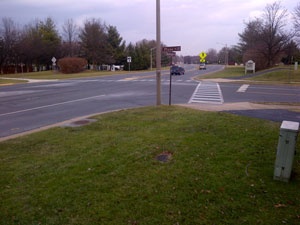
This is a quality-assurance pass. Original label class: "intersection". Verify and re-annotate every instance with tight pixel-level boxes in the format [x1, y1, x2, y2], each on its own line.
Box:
[0, 64, 299, 139]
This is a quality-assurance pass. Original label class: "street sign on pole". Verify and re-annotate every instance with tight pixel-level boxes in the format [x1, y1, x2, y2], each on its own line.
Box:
[51, 57, 57, 73]
[166, 51, 176, 56]
[52, 57, 56, 65]
[199, 52, 207, 63]
[127, 56, 132, 71]
[162, 46, 181, 52]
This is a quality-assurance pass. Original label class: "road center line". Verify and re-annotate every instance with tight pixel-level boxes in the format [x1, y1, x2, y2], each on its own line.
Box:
[0, 94, 106, 117]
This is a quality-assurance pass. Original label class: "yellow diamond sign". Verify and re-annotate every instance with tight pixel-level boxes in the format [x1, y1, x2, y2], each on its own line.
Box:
[199, 52, 207, 62]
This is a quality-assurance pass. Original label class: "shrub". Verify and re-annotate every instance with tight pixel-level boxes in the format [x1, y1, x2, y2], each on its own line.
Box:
[58, 57, 87, 74]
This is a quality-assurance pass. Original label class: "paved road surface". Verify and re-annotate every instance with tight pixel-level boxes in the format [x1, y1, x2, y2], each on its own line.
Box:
[1, 64, 299, 140]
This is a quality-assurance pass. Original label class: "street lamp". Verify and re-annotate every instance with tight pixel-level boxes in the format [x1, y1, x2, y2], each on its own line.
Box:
[217, 42, 228, 66]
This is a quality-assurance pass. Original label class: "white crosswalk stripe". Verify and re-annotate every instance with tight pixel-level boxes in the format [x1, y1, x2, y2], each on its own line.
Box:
[189, 81, 224, 104]
[237, 84, 249, 92]
[117, 78, 194, 83]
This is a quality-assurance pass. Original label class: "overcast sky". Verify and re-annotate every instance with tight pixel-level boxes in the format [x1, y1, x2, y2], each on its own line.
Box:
[0, 0, 297, 55]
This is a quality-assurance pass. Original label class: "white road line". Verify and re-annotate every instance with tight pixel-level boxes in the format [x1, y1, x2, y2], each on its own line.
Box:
[0, 94, 106, 117]
[237, 84, 250, 92]
[0, 90, 42, 97]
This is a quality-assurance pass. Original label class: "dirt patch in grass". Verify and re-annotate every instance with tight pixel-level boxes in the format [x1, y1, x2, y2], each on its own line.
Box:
[155, 151, 173, 162]
[61, 119, 97, 127]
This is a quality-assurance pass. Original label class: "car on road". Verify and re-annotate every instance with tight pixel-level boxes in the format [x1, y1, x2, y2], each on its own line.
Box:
[170, 65, 185, 75]
[199, 63, 206, 70]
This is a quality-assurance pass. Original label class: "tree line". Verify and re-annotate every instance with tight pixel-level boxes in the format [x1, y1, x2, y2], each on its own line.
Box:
[1, 1, 300, 74]
[186, 1, 300, 70]
[0, 17, 172, 74]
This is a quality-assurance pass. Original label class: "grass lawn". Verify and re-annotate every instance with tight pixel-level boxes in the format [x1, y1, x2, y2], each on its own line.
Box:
[0, 67, 170, 83]
[0, 70, 130, 80]
[201, 65, 300, 84]
[200, 66, 245, 79]
[1, 106, 299, 225]
[0, 79, 26, 85]
[249, 68, 300, 83]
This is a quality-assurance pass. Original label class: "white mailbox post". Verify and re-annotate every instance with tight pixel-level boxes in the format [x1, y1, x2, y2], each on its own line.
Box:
[274, 121, 299, 182]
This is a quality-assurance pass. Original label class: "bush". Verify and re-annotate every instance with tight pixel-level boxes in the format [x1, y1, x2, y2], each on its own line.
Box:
[58, 57, 87, 74]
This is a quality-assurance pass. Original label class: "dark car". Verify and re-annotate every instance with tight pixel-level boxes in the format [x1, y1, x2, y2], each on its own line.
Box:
[170, 65, 185, 75]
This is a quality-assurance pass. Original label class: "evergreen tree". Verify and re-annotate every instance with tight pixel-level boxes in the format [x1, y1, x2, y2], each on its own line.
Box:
[107, 25, 126, 65]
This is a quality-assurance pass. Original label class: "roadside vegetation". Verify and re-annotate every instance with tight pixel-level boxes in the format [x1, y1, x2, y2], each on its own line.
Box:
[249, 67, 300, 83]
[0, 78, 26, 85]
[0, 70, 125, 85]
[199, 65, 300, 84]
[1, 2, 300, 76]
[1, 106, 300, 224]
[0, 70, 129, 80]
[0, 66, 172, 85]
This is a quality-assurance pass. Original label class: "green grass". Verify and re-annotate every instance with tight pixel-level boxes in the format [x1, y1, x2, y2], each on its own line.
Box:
[0, 67, 170, 83]
[249, 68, 300, 83]
[200, 66, 245, 79]
[1, 106, 299, 224]
[0, 70, 130, 80]
[0, 79, 26, 85]
[201, 65, 300, 84]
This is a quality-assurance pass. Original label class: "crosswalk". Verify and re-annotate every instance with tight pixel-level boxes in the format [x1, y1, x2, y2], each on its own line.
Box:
[116, 78, 195, 83]
[12, 77, 225, 104]
[189, 81, 224, 104]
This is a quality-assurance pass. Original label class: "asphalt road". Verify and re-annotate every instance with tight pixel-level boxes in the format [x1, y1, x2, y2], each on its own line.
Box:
[0, 64, 299, 139]
[0, 64, 203, 138]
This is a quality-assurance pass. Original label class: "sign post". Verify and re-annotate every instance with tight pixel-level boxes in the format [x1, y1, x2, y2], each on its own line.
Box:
[127, 56, 132, 71]
[52, 57, 57, 73]
[162, 46, 181, 105]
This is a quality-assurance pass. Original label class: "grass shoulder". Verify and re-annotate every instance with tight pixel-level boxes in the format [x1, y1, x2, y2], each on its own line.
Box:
[1, 106, 299, 224]
[1, 70, 129, 80]
[0, 68, 169, 84]
[199, 65, 300, 85]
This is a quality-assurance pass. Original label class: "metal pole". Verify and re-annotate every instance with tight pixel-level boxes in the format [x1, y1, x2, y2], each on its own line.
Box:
[225, 44, 228, 67]
[169, 71, 172, 105]
[150, 50, 152, 70]
[156, 0, 161, 105]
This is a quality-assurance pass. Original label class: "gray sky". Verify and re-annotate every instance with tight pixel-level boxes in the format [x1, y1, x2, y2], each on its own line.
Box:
[0, 0, 297, 55]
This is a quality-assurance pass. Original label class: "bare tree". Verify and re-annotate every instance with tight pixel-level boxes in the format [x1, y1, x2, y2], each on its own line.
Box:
[262, 1, 291, 67]
[62, 19, 79, 56]
[0, 17, 19, 74]
[294, 2, 300, 43]
[239, 2, 292, 69]
[206, 48, 218, 64]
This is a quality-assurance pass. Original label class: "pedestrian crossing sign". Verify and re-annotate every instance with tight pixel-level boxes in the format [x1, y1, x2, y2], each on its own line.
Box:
[199, 52, 207, 62]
